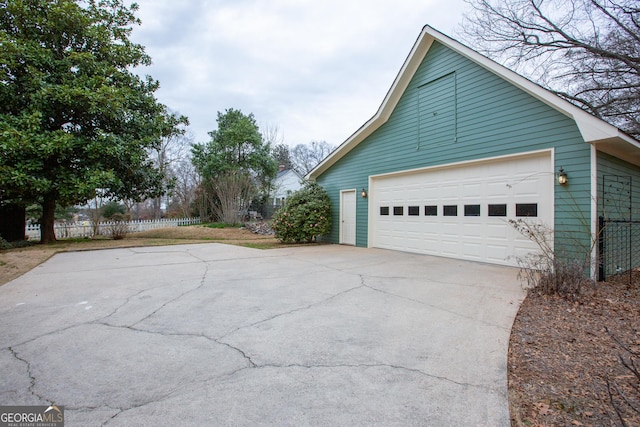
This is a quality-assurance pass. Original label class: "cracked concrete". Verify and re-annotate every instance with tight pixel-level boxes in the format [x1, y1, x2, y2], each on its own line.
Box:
[0, 243, 524, 426]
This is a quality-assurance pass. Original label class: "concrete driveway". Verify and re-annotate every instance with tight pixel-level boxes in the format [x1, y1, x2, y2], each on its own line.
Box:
[0, 244, 524, 426]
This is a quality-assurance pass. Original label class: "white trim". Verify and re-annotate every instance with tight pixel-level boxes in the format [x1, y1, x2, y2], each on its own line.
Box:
[367, 178, 375, 250]
[590, 145, 598, 279]
[339, 189, 357, 245]
[551, 148, 556, 256]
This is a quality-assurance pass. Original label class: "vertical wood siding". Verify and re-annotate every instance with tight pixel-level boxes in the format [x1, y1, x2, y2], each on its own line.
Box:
[317, 41, 592, 253]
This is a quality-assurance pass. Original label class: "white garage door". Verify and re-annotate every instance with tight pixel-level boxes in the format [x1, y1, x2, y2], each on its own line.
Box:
[369, 152, 553, 266]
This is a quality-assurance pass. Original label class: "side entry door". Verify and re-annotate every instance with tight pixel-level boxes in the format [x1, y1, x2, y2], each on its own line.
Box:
[340, 189, 356, 245]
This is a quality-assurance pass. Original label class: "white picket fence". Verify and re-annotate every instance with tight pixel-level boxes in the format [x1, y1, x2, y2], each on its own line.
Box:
[25, 217, 202, 240]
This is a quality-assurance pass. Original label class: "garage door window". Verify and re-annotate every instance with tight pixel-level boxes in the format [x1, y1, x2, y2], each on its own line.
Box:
[408, 206, 420, 216]
[464, 204, 480, 216]
[443, 205, 458, 216]
[380, 206, 389, 216]
[516, 203, 538, 217]
[394, 206, 404, 216]
[425, 205, 437, 216]
[488, 204, 507, 217]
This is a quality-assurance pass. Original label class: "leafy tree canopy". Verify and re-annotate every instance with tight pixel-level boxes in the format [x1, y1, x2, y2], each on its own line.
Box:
[191, 108, 277, 187]
[0, 0, 188, 242]
[102, 200, 126, 220]
[271, 143, 293, 171]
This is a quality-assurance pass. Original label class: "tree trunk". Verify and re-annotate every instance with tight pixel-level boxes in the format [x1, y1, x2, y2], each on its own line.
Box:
[153, 196, 162, 219]
[40, 196, 57, 243]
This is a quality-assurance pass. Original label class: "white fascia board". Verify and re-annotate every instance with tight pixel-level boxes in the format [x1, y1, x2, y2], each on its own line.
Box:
[308, 30, 435, 180]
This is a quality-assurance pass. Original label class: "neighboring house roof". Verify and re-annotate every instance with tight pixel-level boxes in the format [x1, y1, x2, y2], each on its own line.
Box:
[276, 169, 302, 181]
[275, 169, 303, 182]
[309, 25, 640, 179]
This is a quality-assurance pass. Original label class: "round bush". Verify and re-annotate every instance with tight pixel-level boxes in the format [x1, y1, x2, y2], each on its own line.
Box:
[271, 181, 332, 243]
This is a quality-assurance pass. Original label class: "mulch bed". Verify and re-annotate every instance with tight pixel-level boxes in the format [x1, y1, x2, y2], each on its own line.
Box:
[508, 271, 640, 426]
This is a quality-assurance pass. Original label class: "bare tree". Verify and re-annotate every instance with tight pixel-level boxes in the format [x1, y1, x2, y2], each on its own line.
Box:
[291, 141, 336, 175]
[193, 182, 209, 221]
[262, 123, 285, 147]
[204, 171, 255, 224]
[87, 191, 105, 236]
[169, 159, 199, 218]
[462, 0, 640, 137]
[148, 131, 193, 218]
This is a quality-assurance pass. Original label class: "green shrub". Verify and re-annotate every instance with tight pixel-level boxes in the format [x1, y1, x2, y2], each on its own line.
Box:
[0, 235, 34, 249]
[0, 235, 12, 250]
[102, 201, 126, 220]
[271, 181, 332, 243]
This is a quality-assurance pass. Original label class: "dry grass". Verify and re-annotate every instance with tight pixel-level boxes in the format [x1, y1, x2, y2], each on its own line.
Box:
[0, 225, 284, 286]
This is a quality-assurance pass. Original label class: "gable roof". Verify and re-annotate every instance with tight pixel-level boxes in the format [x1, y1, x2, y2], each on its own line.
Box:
[309, 25, 640, 179]
[276, 169, 303, 181]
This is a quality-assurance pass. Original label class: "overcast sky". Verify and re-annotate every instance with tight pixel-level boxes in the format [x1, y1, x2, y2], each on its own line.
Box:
[130, 0, 472, 148]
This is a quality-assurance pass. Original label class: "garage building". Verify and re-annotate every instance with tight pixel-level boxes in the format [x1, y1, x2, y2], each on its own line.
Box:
[308, 26, 640, 275]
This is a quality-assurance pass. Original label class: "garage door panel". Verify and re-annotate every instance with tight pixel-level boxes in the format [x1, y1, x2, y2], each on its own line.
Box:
[513, 247, 535, 259]
[486, 245, 510, 263]
[514, 236, 535, 246]
[422, 222, 437, 231]
[463, 223, 483, 235]
[486, 224, 510, 241]
[441, 224, 459, 235]
[370, 152, 553, 266]
[463, 242, 483, 260]
[441, 241, 458, 256]
[423, 236, 439, 245]
[516, 190, 541, 198]
[462, 183, 482, 197]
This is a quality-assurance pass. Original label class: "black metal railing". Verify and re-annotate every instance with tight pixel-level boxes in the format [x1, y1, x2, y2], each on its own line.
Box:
[598, 216, 640, 282]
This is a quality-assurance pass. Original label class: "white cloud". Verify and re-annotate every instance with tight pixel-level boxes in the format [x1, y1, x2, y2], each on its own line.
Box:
[131, 0, 471, 146]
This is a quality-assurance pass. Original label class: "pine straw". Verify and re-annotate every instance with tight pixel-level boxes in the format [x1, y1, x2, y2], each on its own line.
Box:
[509, 272, 640, 427]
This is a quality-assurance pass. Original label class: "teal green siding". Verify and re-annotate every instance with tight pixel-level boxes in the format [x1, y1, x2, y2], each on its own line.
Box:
[317, 41, 592, 254]
[597, 152, 640, 275]
[597, 152, 640, 219]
